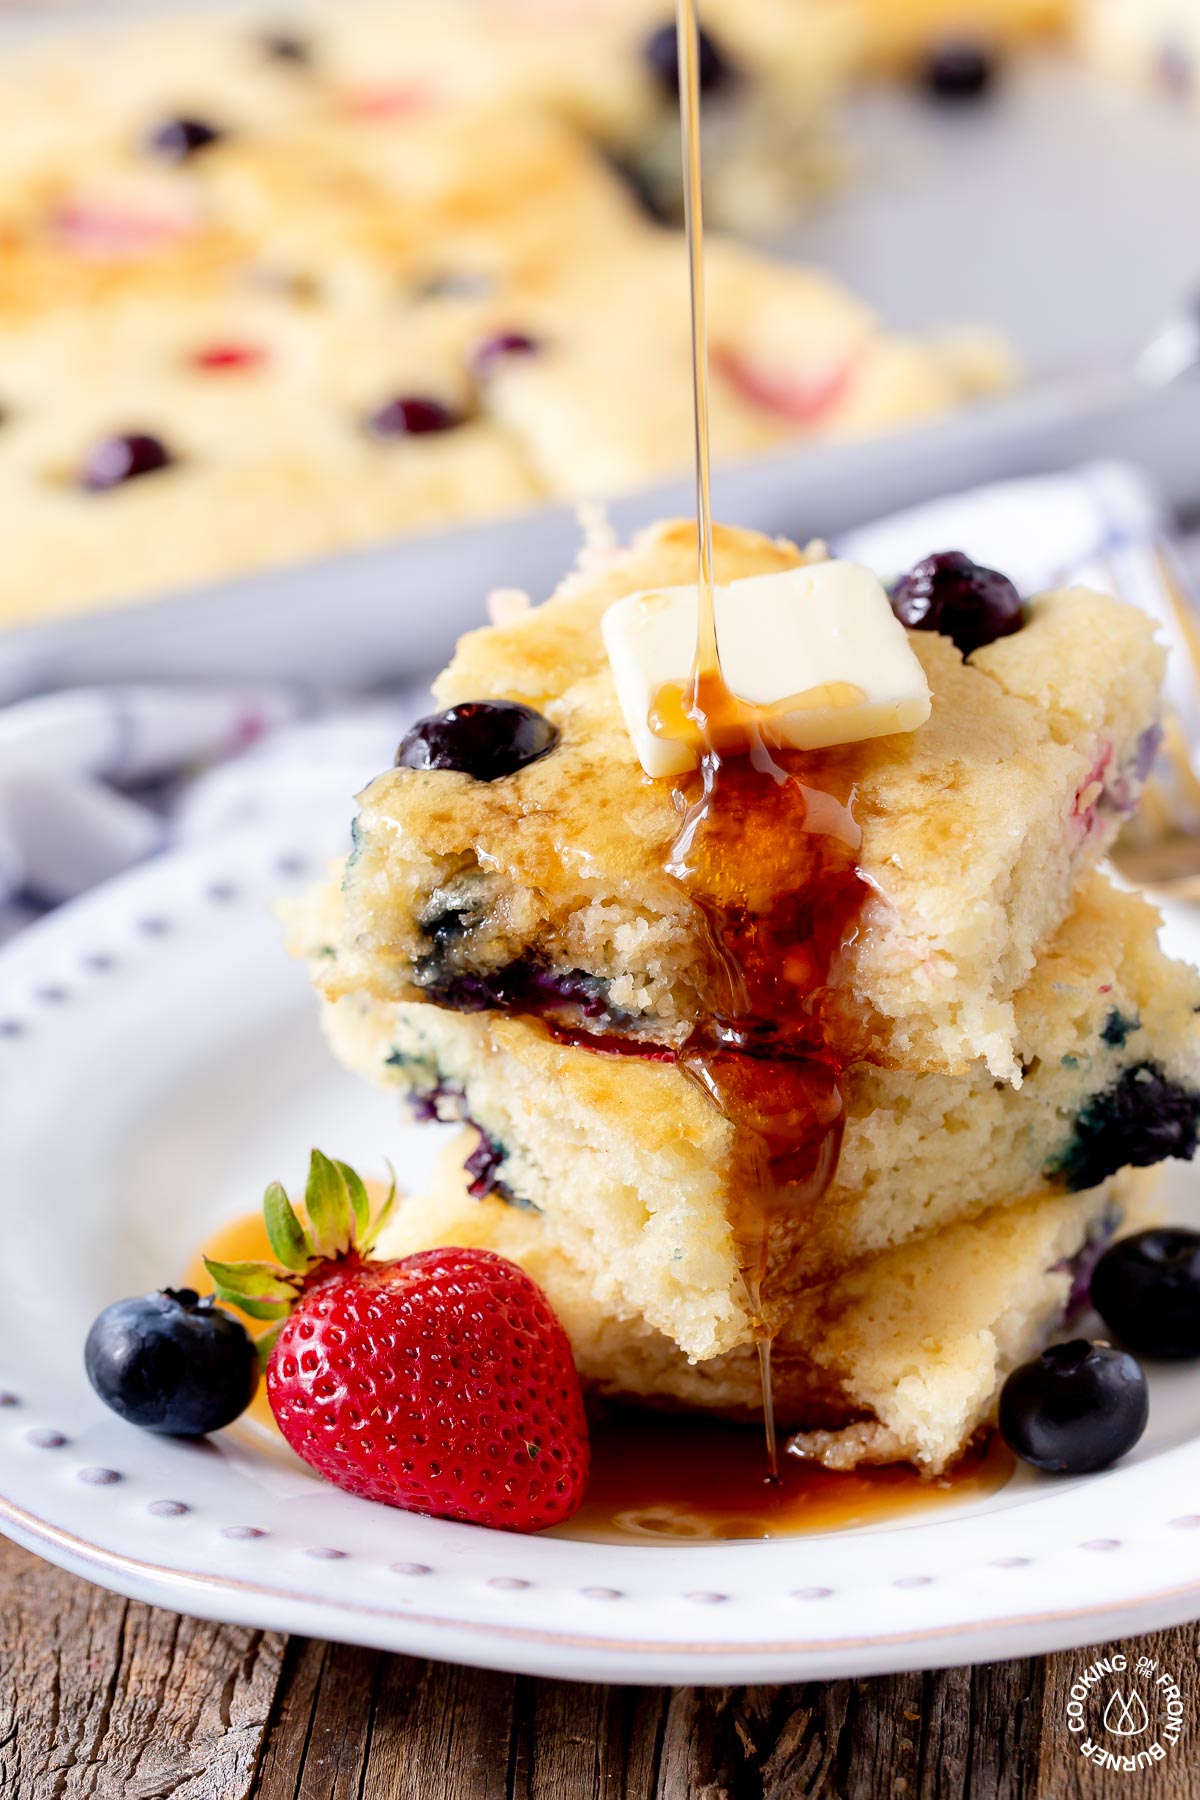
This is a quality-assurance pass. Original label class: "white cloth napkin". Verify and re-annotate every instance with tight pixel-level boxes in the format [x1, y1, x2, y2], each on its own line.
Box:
[0, 458, 1194, 942]
[0, 683, 428, 940]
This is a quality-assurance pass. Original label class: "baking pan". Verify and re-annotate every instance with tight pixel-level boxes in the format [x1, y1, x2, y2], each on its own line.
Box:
[0, 45, 1196, 699]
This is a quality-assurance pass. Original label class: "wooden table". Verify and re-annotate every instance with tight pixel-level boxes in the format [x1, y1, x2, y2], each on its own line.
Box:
[2, 1538, 1195, 1799]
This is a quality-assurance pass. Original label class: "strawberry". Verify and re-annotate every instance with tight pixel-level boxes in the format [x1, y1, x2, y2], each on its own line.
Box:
[206, 1151, 589, 1532]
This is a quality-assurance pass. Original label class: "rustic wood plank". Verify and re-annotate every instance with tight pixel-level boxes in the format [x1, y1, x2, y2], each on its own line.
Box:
[250, 1637, 384, 1800]
[650, 1683, 837, 1799]
[756, 1682, 850, 1798]
[0, 1538, 282, 1800]
[830, 1673, 928, 1800]
[356, 1653, 517, 1800]
[508, 1675, 668, 1800]
[4, 1534, 1199, 1800]
[916, 1656, 1046, 1800]
[292, 1641, 381, 1800]
[245, 1638, 327, 1800]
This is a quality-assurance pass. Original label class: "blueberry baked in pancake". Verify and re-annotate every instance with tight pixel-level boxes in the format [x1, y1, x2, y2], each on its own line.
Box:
[0, 5, 1010, 627]
[286, 520, 1200, 1473]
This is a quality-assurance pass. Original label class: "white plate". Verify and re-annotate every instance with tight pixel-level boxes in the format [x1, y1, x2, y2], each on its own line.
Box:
[2, 816, 1200, 1685]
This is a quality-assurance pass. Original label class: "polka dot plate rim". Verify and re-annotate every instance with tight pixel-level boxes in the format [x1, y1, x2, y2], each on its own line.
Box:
[1, 813, 1199, 1685]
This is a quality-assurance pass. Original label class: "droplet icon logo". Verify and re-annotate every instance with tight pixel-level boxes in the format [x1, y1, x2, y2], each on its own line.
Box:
[1103, 1688, 1150, 1737]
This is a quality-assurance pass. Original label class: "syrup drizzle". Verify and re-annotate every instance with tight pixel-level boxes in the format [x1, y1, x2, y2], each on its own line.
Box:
[671, 0, 870, 1480]
[677, 0, 716, 646]
[555, 1413, 1013, 1544]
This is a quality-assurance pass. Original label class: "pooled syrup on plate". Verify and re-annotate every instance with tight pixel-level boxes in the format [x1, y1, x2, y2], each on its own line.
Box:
[185, 1214, 1012, 1539]
[667, 0, 872, 1477]
[555, 1413, 1012, 1543]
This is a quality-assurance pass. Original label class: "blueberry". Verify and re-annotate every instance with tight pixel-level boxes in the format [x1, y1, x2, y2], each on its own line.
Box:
[464, 1128, 508, 1199]
[606, 153, 675, 226]
[84, 1288, 258, 1436]
[1100, 1009, 1140, 1048]
[367, 396, 464, 437]
[413, 952, 620, 1025]
[419, 901, 485, 954]
[891, 551, 1024, 656]
[396, 700, 558, 781]
[1157, 38, 1194, 100]
[412, 271, 495, 303]
[998, 1340, 1148, 1474]
[411, 966, 500, 1012]
[394, 1073, 538, 1211]
[1092, 1229, 1200, 1360]
[259, 28, 312, 65]
[80, 433, 173, 492]
[144, 117, 224, 162]
[527, 963, 610, 1018]
[1054, 1064, 1200, 1193]
[401, 1073, 465, 1123]
[642, 20, 732, 97]
[472, 331, 540, 375]
[921, 40, 997, 102]
[462, 1128, 539, 1211]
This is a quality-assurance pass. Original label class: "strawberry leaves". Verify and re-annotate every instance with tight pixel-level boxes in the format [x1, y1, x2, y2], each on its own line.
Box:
[263, 1180, 312, 1271]
[337, 1159, 371, 1245]
[304, 1148, 355, 1258]
[360, 1161, 397, 1256]
[203, 1258, 298, 1321]
[204, 1150, 397, 1327]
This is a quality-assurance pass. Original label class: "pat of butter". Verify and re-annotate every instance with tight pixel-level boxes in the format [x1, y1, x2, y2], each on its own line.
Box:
[601, 562, 932, 779]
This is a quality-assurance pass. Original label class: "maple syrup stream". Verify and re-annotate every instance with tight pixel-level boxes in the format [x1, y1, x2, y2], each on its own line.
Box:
[678, 0, 716, 645]
[672, 0, 868, 1481]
